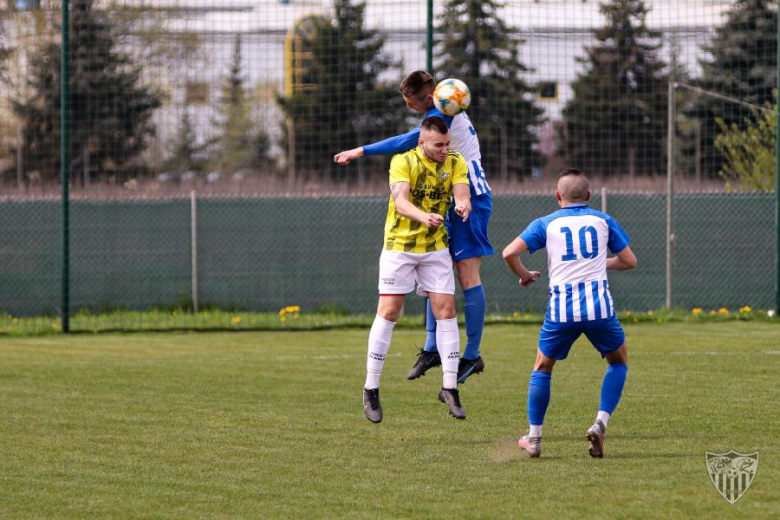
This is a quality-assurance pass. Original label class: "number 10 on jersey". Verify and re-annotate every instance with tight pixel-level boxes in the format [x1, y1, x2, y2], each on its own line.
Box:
[560, 226, 598, 262]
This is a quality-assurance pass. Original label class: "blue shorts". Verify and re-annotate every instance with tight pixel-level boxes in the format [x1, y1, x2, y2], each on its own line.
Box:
[446, 192, 494, 261]
[538, 315, 625, 360]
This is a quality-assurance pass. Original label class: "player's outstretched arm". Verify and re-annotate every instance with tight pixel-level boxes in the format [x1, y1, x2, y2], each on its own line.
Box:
[390, 182, 444, 228]
[335, 122, 430, 166]
[452, 183, 471, 222]
[607, 245, 638, 271]
[502, 238, 541, 287]
[360, 127, 423, 159]
[334, 147, 364, 166]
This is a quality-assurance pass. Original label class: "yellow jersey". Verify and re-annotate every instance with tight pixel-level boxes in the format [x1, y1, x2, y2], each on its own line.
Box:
[384, 147, 469, 253]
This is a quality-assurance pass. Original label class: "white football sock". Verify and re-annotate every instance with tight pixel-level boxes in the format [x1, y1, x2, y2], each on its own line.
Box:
[365, 371, 381, 390]
[436, 317, 460, 389]
[529, 424, 543, 437]
[596, 411, 610, 428]
[365, 315, 395, 389]
[443, 372, 457, 390]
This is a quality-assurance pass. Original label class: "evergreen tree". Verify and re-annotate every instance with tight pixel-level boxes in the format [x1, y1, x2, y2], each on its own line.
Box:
[0, 25, 11, 84]
[0, 23, 16, 179]
[11, 0, 162, 182]
[686, 0, 777, 177]
[210, 36, 270, 174]
[434, 0, 544, 180]
[560, 0, 668, 176]
[165, 109, 206, 175]
[278, 0, 405, 180]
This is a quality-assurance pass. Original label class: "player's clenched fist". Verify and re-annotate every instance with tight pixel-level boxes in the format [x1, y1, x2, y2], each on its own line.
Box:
[519, 271, 541, 287]
[425, 213, 445, 228]
[334, 147, 364, 165]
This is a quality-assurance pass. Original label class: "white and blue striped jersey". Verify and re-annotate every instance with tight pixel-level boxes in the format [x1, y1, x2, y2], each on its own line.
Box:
[363, 108, 491, 200]
[519, 204, 631, 323]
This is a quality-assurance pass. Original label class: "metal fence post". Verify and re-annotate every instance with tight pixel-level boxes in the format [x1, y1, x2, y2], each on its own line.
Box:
[426, 0, 433, 74]
[61, 0, 71, 332]
[16, 127, 24, 193]
[191, 190, 199, 313]
[666, 80, 676, 309]
[601, 186, 607, 214]
[776, 15, 780, 314]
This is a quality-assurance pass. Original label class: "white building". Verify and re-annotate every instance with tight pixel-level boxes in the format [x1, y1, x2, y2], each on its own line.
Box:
[147, 1, 733, 163]
[1, 0, 738, 176]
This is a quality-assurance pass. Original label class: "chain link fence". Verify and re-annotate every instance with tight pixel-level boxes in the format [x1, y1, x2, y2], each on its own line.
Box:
[0, 0, 776, 333]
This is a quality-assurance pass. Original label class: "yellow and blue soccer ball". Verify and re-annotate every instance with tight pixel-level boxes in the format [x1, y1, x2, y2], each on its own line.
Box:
[433, 78, 471, 116]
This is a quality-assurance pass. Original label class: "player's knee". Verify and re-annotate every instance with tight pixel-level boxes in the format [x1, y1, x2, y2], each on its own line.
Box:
[533, 351, 556, 372]
[376, 298, 404, 322]
[534, 361, 555, 372]
[382, 310, 401, 322]
[606, 344, 628, 365]
[434, 306, 456, 320]
[457, 270, 481, 290]
[430, 301, 456, 320]
[454, 258, 482, 289]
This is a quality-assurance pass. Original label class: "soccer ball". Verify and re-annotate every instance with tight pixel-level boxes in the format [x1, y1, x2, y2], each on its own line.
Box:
[433, 78, 471, 116]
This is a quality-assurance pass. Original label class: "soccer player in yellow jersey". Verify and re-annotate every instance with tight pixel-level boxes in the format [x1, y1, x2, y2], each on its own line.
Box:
[363, 116, 472, 423]
[337, 71, 492, 386]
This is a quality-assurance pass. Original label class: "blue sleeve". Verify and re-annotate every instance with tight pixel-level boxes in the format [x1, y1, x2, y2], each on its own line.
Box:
[363, 127, 421, 156]
[606, 216, 631, 254]
[363, 110, 454, 156]
[519, 218, 548, 254]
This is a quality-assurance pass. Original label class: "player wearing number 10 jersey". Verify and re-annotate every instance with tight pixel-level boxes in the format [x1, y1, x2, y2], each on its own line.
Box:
[502, 168, 637, 459]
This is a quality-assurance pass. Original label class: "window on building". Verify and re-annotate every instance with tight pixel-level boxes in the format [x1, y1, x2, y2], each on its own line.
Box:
[185, 83, 209, 105]
[538, 81, 558, 101]
[15, 0, 41, 10]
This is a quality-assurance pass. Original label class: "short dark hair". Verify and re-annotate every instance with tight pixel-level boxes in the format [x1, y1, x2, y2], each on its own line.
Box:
[558, 168, 589, 201]
[421, 116, 449, 135]
[400, 70, 435, 99]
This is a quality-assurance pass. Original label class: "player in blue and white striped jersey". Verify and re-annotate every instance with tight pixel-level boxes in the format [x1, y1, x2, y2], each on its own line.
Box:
[335, 71, 493, 385]
[502, 168, 637, 458]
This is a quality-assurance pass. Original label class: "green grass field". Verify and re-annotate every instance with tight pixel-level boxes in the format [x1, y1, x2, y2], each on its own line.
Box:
[1, 323, 778, 518]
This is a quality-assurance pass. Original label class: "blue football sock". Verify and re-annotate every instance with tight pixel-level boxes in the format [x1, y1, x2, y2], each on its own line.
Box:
[599, 363, 628, 414]
[462, 285, 486, 360]
[423, 299, 438, 353]
[528, 370, 552, 426]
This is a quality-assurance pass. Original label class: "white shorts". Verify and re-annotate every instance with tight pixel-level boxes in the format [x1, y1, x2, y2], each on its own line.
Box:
[377, 248, 455, 295]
